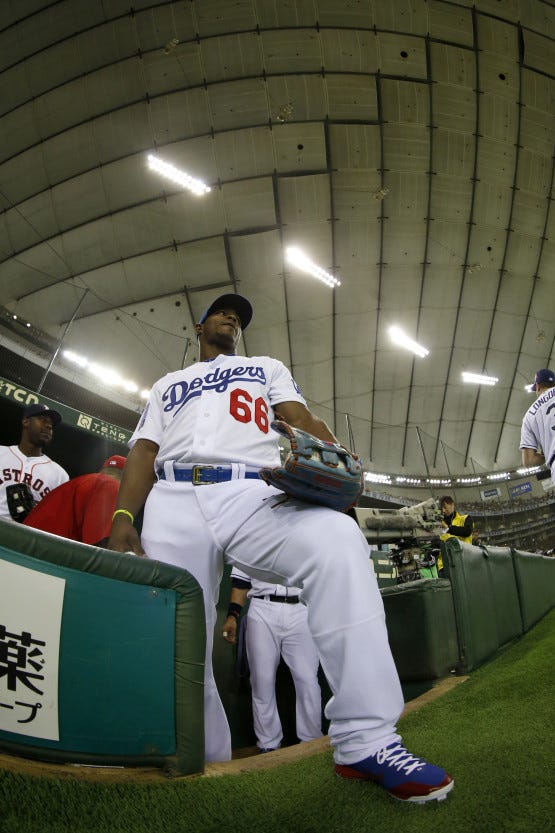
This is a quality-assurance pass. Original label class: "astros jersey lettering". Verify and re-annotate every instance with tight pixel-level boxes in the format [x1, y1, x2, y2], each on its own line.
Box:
[0, 445, 69, 520]
[131, 354, 306, 469]
[520, 386, 555, 485]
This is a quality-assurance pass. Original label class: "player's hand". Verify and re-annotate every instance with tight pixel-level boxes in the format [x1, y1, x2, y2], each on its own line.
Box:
[222, 616, 238, 644]
[107, 516, 146, 557]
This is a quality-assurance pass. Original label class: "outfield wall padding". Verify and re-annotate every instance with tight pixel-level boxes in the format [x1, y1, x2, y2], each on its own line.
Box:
[381, 579, 459, 680]
[482, 546, 524, 646]
[511, 550, 555, 632]
[0, 519, 205, 776]
[441, 539, 502, 672]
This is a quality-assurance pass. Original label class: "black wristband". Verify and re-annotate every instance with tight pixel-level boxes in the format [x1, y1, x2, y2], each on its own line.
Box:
[227, 602, 243, 619]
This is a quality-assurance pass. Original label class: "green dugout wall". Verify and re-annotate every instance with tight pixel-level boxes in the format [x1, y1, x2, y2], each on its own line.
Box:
[0, 519, 205, 775]
[441, 539, 555, 673]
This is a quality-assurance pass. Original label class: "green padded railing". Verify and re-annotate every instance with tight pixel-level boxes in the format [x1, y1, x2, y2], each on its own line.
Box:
[0, 519, 205, 775]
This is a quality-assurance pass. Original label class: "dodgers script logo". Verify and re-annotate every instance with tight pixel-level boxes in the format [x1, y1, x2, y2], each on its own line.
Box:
[163, 365, 267, 414]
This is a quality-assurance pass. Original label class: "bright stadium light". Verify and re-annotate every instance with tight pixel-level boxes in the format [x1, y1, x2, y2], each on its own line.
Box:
[285, 246, 340, 288]
[63, 350, 142, 397]
[516, 465, 541, 476]
[147, 154, 211, 195]
[462, 372, 498, 386]
[389, 325, 429, 358]
[364, 472, 392, 484]
[63, 349, 89, 368]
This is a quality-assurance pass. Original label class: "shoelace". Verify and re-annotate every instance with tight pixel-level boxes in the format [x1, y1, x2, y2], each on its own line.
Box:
[374, 744, 426, 775]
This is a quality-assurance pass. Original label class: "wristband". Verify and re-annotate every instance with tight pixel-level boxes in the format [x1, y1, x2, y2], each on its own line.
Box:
[227, 602, 243, 619]
[112, 508, 135, 524]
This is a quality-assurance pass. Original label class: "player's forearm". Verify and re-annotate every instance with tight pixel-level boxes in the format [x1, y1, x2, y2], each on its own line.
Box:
[278, 403, 338, 443]
[115, 439, 158, 517]
[521, 448, 545, 468]
[229, 587, 248, 606]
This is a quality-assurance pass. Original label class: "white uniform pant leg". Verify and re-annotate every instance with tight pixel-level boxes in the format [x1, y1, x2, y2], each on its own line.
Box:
[140, 480, 232, 763]
[195, 480, 404, 766]
[280, 603, 323, 742]
[245, 599, 283, 750]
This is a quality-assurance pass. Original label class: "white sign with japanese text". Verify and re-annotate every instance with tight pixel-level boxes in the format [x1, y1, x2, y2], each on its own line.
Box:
[0, 560, 65, 740]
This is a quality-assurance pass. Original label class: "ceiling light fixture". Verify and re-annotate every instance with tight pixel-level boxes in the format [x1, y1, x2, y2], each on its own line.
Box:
[285, 246, 340, 288]
[63, 349, 89, 368]
[147, 154, 211, 195]
[364, 472, 392, 484]
[276, 102, 294, 122]
[462, 372, 498, 386]
[63, 350, 142, 397]
[374, 186, 390, 200]
[163, 38, 179, 55]
[389, 325, 429, 358]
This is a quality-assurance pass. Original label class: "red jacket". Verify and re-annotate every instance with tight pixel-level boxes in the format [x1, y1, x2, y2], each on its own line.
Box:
[24, 473, 120, 546]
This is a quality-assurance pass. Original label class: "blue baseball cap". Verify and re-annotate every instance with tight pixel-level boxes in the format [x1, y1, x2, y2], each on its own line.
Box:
[198, 293, 253, 330]
[531, 368, 555, 391]
[22, 402, 62, 426]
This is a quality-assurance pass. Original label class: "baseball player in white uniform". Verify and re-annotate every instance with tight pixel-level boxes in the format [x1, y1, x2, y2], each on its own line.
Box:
[0, 403, 69, 521]
[108, 293, 453, 803]
[223, 567, 323, 752]
[520, 368, 555, 487]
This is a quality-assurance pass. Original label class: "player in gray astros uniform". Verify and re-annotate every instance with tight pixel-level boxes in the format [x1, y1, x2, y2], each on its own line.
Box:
[108, 293, 454, 803]
[520, 368, 555, 488]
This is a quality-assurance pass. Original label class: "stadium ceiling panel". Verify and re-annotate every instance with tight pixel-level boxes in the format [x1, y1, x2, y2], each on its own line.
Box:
[0, 0, 553, 477]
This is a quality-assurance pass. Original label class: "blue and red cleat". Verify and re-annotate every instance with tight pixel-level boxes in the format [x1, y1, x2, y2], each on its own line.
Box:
[335, 742, 454, 803]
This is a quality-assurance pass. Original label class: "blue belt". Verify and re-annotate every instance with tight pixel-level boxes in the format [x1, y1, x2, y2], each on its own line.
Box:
[158, 464, 260, 485]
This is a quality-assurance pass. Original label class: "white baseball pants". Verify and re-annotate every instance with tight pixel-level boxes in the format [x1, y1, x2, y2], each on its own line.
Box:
[246, 596, 323, 750]
[141, 477, 403, 764]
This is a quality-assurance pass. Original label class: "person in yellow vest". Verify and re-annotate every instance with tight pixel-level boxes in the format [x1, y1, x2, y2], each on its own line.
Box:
[438, 495, 474, 574]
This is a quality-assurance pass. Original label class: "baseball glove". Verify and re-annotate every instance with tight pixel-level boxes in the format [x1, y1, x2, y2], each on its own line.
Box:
[259, 420, 364, 512]
[6, 482, 36, 522]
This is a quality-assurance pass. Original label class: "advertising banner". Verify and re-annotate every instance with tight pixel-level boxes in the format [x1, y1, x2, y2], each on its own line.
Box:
[480, 487, 501, 501]
[0, 560, 65, 740]
[0, 377, 132, 447]
[509, 481, 532, 498]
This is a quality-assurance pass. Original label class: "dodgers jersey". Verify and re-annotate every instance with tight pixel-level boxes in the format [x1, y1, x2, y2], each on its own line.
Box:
[0, 445, 69, 520]
[520, 386, 555, 483]
[131, 353, 306, 470]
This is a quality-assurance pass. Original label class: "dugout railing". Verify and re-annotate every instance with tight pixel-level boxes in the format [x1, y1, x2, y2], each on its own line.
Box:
[0, 519, 205, 775]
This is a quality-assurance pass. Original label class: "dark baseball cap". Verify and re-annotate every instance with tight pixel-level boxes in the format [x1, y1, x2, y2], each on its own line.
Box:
[22, 403, 62, 426]
[531, 368, 555, 391]
[198, 293, 253, 330]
